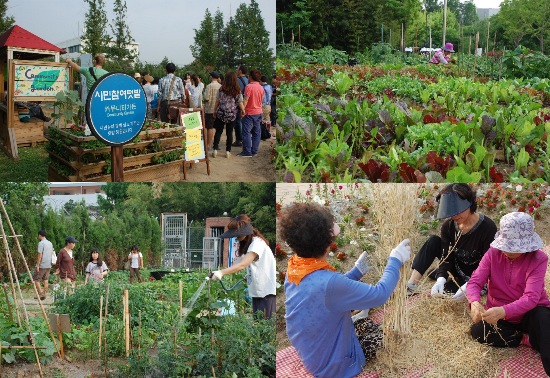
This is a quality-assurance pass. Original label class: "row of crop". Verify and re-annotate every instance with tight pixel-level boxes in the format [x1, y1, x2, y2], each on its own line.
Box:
[276, 63, 550, 183]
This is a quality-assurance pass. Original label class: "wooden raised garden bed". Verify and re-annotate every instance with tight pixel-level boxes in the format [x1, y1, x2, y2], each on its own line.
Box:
[46, 121, 186, 182]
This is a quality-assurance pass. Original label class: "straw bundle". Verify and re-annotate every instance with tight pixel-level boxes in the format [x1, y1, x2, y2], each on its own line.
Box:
[369, 184, 419, 354]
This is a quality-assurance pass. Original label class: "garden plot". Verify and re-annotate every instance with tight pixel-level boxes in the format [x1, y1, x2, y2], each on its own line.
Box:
[276, 183, 550, 377]
[276, 61, 550, 183]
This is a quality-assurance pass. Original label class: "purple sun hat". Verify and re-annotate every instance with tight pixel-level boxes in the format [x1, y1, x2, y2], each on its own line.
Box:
[490, 212, 544, 253]
[442, 42, 455, 52]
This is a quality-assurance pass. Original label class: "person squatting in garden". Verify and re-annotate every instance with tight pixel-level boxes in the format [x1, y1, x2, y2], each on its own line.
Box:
[211, 71, 246, 158]
[238, 69, 265, 158]
[84, 248, 109, 284]
[158, 62, 185, 123]
[430, 42, 455, 65]
[279, 202, 411, 378]
[128, 244, 143, 283]
[57, 236, 78, 294]
[406, 183, 497, 299]
[33, 230, 54, 300]
[203, 71, 222, 151]
[466, 212, 550, 376]
[211, 214, 276, 320]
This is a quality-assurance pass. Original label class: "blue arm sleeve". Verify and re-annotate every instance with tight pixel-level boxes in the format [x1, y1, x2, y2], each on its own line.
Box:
[326, 257, 402, 312]
[344, 266, 363, 281]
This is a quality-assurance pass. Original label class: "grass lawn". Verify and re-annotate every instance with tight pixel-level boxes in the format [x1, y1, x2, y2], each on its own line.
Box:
[0, 144, 49, 181]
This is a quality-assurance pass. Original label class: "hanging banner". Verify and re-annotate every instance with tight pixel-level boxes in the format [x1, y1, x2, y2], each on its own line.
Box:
[86, 72, 147, 146]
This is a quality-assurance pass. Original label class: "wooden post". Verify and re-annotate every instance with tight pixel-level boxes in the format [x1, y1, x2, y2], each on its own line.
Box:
[298, 24, 301, 45]
[103, 284, 110, 377]
[56, 315, 64, 360]
[485, 21, 491, 55]
[111, 145, 124, 182]
[138, 310, 142, 360]
[98, 295, 103, 358]
[2, 284, 13, 323]
[401, 23, 404, 52]
[179, 280, 183, 321]
[442, 0, 448, 45]
[124, 289, 130, 357]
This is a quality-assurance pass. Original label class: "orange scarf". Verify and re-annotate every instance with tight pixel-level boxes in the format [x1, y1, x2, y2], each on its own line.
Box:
[287, 255, 337, 285]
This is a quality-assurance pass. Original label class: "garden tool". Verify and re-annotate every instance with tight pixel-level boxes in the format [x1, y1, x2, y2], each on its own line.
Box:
[206, 272, 247, 293]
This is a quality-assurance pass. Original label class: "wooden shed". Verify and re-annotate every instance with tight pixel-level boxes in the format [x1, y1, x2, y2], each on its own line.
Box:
[0, 25, 71, 158]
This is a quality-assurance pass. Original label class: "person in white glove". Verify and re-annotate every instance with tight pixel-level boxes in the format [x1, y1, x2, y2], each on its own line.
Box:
[211, 214, 276, 320]
[405, 184, 496, 295]
[452, 282, 467, 301]
[431, 277, 447, 295]
[279, 202, 411, 378]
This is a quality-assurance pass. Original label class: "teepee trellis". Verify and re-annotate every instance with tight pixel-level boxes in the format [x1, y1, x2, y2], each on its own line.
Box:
[0, 197, 61, 377]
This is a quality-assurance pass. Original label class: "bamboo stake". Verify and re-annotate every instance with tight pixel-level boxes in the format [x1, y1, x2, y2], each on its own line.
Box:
[179, 280, 183, 321]
[211, 366, 217, 378]
[473, 32, 480, 78]
[103, 284, 110, 377]
[0, 203, 44, 376]
[2, 284, 13, 323]
[98, 295, 103, 358]
[138, 310, 142, 360]
[124, 289, 130, 358]
[486, 21, 491, 55]
[5, 247, 20, 327]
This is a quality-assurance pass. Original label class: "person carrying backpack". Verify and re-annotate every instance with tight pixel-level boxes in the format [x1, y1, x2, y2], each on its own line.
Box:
[212, 71, 246, 158]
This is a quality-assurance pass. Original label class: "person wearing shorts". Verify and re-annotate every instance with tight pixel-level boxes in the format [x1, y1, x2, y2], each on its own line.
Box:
[33, 230, 54, 300]
[203, 71, 222, 151]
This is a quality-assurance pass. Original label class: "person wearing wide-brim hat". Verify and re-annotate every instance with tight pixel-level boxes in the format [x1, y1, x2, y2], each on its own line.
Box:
[142, 75, 155, 119]
[467, 212, 550, 376]
[210, 214, 276, 319]
[430, 42, 455, 64]
[406, 184, 497, 298]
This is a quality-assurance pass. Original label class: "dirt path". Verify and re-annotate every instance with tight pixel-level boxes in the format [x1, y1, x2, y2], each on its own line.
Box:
[181, 135, 275, 182]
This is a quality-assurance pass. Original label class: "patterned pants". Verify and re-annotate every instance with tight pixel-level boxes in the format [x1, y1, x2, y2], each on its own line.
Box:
[354, 317, 383, 361]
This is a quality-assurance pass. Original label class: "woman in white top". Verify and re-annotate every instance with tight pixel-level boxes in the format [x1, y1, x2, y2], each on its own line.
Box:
[128, 244, 143, 283]
[85, 248, 109, 284]
[211, 214, 276, 319]
[187, 73, 203, 108]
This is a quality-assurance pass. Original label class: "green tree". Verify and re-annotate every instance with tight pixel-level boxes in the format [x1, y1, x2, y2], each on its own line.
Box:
[191, 9, 224, 67]
[108, 0, 136, 67]
[0, 0, 14, 34]
[81, 0, 110, 57]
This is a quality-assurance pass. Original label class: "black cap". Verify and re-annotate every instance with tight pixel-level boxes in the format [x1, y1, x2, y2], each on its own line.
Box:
[436, 192, 472, 219]
[210, 71, 220, 79]
[219, 223, 254, 239]
[65, 236, 78, 244]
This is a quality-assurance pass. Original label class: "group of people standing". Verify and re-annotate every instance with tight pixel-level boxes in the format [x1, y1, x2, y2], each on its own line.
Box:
[147, 63, 276, 159]
[279, 184, 550, 377]
[32, 230, 145, 300]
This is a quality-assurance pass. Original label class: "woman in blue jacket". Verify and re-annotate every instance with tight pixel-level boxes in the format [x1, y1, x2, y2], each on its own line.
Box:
[279, 202, 411, 378]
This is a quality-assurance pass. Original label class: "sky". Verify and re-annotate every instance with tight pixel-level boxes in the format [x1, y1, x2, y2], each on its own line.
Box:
[472, 0, 503, 8]
[7, 0, 276, 66]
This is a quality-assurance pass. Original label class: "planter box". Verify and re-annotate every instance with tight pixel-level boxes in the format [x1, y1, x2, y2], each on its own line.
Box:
[49, 159, 184, 182]
[47, 124, 186, 182]
[13, 119, 47, 146]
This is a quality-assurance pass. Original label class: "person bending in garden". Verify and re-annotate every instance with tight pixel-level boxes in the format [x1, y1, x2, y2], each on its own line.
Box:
[128, 245, 143, 283]
[430, 42, 455, 65]
[57, 236, 78, 294]
[279, 202, 411, 378]
[467, 212, 550, 376]
[33, 230, 54, 300]
[406, 184, 497, 299]
[84, 248, 109, 284]
[211, 214, 276, 319]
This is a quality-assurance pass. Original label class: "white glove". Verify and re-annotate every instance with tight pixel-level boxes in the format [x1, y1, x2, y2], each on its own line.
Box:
[389, 239, 411, 264]
[211, 270, 223, 281]
[354, 251, 370, 275]
[452, 282, 468, 301]
[351, 309, 370, 322]
[431, 277, 447, 295]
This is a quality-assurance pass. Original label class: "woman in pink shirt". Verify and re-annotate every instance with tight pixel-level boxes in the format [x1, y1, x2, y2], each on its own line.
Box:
[430, 42, 454, 65]
[238, 69, 265, 158]
[466, 212, 550, 376]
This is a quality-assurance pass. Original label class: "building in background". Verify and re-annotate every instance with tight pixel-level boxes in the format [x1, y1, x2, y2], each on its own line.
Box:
[57, 36, 139, 63]
[477, 8, 500, 20]
[44, 183, 106, 216]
